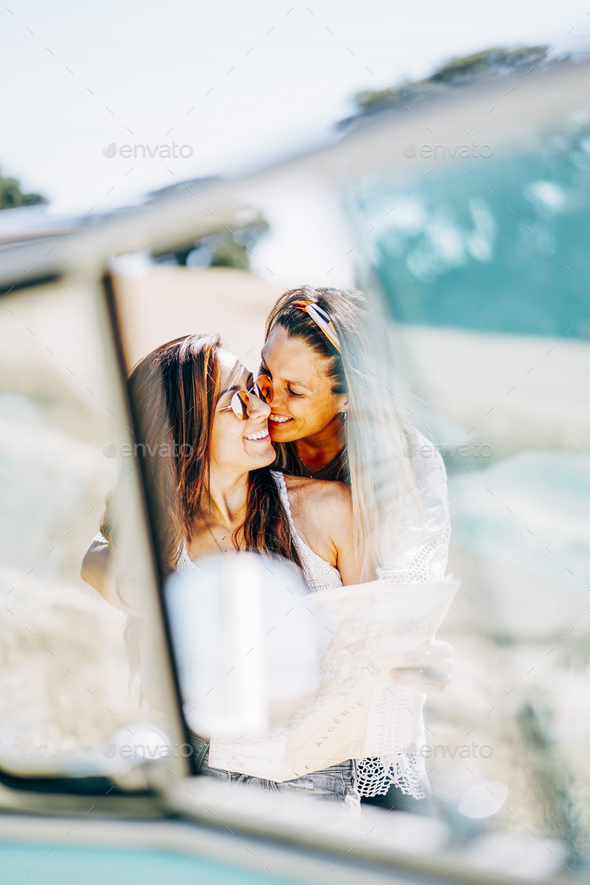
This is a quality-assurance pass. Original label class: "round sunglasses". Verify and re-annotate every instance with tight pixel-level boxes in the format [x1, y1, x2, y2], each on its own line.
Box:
[215, 374, 274, 421]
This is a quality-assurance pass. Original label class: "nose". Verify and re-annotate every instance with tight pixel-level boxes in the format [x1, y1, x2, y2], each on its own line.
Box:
[267, 386, 287, 413]
[251, 391, 271, 419]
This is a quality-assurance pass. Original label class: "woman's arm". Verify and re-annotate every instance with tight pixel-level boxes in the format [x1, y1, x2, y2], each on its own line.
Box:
[80, 541, 130, 614]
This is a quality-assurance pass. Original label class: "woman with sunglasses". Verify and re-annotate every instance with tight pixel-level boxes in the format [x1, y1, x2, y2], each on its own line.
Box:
[258, 285, 452, 802]
[82, 333, 361, 609]
[82, 333, 368, 807]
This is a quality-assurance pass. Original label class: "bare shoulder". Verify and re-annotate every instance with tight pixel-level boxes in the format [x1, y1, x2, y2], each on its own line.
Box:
[283, 474, 351, 516]
[280, 475, 354, 571]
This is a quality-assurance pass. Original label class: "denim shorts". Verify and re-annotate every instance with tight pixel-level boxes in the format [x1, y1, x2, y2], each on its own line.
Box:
[190, 734, 360, 810]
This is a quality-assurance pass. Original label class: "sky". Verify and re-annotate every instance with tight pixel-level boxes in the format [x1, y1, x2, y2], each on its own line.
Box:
[2, 0, 590, 216]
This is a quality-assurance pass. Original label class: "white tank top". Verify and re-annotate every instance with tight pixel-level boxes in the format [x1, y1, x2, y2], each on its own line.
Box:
[177, 471, 342, 593]
[270, 470, 342, 593]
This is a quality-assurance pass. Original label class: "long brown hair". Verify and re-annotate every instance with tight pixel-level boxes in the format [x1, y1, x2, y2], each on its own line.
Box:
[101, 334, 301, 574]
[265, 286, 420, 576]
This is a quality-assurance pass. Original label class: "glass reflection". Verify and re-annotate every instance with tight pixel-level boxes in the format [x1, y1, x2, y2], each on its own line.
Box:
[0, 279, 181, 780]
[73, 100, 590, 876]
[344, 124, 590, 862]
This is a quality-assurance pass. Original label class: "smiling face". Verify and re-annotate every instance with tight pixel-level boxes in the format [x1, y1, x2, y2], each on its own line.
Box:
[208, 349, 275, 474]
[260, 326, 347, 444]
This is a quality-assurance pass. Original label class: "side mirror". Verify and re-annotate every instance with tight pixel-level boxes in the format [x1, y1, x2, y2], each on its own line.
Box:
[165, 552, 326, 742]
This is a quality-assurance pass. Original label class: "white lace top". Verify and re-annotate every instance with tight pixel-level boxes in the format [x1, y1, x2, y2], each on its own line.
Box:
[355, 431, 451, 800]
[376, 430, 451, 586]
[270, 470, 342, 593]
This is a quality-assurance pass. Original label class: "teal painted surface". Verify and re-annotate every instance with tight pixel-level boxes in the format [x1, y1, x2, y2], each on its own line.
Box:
[347, 131, 590, 340]
[0, 843, 303, 885]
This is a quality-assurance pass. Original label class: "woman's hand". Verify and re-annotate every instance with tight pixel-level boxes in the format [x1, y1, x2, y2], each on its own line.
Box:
[390, 640, 453, 694]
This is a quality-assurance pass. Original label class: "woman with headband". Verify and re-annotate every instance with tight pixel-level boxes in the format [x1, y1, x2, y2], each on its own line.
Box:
[258, 285, 452, 802]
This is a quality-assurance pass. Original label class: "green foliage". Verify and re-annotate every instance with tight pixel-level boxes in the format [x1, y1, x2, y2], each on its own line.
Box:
[516, 698, 588, 867]
[156, 216, 269, 270]
[0, 169, 47, 210]
[430, 46, 547, 83]
[210, 235, 250, 270]
[355, 46, 550, 112]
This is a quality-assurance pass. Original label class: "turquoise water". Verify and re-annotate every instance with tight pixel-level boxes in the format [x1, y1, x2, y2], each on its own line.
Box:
[347, 134, 590, 340]
[0, 842, 301, 885]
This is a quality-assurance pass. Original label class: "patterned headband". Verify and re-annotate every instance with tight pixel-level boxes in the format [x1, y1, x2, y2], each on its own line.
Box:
[291, 300, 342, 353]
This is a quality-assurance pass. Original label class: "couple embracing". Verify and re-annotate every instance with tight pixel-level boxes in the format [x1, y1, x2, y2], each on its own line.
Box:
[82, 285, 452, 809]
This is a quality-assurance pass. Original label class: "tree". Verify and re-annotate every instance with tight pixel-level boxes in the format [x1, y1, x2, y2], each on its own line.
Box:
[0, 170, 47, 210]
[153, 215, 269, 270]
[353, 46, 551, 115]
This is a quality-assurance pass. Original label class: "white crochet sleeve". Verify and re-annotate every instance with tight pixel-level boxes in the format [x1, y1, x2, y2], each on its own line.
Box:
[358, 431, 451, 799]
[377, 430, 451, 585]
